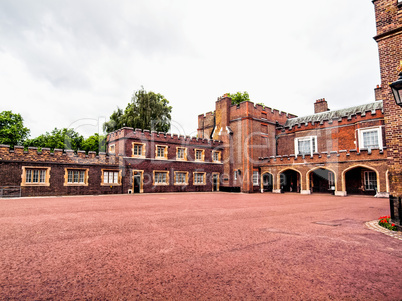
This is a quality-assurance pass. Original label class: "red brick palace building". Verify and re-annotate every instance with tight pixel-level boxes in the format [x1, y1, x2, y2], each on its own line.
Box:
[0, 0, 399, 198]
[198, 96, 388, 196]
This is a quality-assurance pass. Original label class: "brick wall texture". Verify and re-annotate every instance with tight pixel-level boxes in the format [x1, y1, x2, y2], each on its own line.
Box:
[373, 0, 402, 197]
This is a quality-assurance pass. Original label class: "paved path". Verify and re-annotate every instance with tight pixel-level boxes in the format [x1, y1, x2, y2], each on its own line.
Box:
[0, 193, 401, 300]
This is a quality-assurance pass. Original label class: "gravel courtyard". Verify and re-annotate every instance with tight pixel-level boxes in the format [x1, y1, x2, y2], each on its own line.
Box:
[0, 192, 401, 300]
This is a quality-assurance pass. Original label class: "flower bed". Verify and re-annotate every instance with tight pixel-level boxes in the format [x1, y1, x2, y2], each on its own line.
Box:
[378, 216, 397, 231]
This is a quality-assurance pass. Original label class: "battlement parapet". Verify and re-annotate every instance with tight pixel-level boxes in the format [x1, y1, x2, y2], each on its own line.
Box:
[0, 145, 118, 166]
[258, 148, 387, 165]
[107, 128, 223, 146]
[228, 100, 297, 123]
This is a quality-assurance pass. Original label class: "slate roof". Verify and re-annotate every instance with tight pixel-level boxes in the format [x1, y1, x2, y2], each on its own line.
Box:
[285, 101, 383, 128]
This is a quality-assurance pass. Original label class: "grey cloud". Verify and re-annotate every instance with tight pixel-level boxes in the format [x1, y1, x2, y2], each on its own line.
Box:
[0, 0, 189, 89]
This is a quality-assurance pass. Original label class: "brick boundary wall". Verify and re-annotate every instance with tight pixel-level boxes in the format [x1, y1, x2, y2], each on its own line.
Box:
[0, 145, 121, 197]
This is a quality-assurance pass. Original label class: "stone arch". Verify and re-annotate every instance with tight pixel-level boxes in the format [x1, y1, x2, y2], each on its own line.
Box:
[278, 168, 302, 193]
[261, 171, 274, 192]
[342, 164, 380, 195]
[307, 167, 337, 194]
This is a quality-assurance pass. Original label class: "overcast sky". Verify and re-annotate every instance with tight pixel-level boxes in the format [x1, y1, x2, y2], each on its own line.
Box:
[0, 0, 380, 138]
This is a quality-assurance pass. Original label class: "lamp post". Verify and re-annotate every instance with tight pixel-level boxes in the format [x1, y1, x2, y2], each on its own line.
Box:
[389, 71, 402, 107]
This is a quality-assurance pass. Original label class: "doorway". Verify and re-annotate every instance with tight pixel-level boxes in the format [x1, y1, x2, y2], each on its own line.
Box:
[133, 170, 143, 193]
[212, 173, 219, 191]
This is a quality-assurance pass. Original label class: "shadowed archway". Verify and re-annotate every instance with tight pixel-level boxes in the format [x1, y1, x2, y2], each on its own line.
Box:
[309, 168, 335, 193]
[262, 173, 273, 192]
[279, 169, 300, 193]
[344, 166, 378, 195]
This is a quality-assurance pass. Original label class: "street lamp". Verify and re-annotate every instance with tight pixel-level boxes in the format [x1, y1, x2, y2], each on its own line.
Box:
[389, 71, 402, 107]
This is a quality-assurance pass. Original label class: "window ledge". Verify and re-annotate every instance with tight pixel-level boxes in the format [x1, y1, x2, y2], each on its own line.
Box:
[64, 183, 89, 187]
[174, 183, 188, 186]
[22, 183, 50, 187]
[101, 183, 122, 186]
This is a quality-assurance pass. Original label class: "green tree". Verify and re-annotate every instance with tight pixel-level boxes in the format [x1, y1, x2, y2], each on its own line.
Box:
[24, 128, 84, 151]
[103, 107, 124, 134]
[0, 111, 30, 148]
[227, 91, 250, 105]
[104, 87, 172, 133]
[81, 133, 106, 154]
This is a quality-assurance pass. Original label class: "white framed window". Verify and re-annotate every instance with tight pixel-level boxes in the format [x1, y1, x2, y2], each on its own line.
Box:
[294, 136, 317, 156]
[358, 127, 383, 150]
[193, 172, 206, 185]
[212, 151, 221, 162]
[155, 145, 168, 159]
[328, 172, 335, 187]
[27, 169, 46, 183]
[132, 142, 146, 158]
[64, 168, 88, 186]
[22, 167, 50, 186]
[176, 147, 187, 160]
[234, 170, 238, 181]
[154, 171, 169, 185]
[253, 171, 259, 186]
[102, 170, 120, 185]
[109, 144, 115, 154]
[68, 170, 85, 184]
[133, 144, 142, 156]
[364, 171, 377, 191]
[174, 171, 188, 185]
[195, 149, 205, 161]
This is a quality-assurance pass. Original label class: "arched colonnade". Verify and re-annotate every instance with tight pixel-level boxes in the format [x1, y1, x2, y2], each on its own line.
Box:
[260, 163, 389, 197]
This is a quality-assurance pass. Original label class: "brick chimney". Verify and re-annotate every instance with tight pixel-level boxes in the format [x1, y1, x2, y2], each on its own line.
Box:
[314, 98, 330, 113]
[374, 85, 382, 101]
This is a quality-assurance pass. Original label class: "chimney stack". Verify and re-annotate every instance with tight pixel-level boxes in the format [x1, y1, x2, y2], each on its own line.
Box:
[374, 85, 382, 101]
[314, 98, 330, 114]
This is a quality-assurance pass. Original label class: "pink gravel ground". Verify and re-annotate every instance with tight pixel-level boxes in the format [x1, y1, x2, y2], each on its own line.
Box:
[0, 192, 401, 300]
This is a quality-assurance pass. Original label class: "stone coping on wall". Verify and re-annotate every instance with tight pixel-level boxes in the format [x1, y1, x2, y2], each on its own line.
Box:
[0, 145, 119, 165]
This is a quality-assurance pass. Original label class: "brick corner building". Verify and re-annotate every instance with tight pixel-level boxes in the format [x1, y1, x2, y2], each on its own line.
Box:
[198, 96, 388, 196]
[372, 0, 402, 227]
